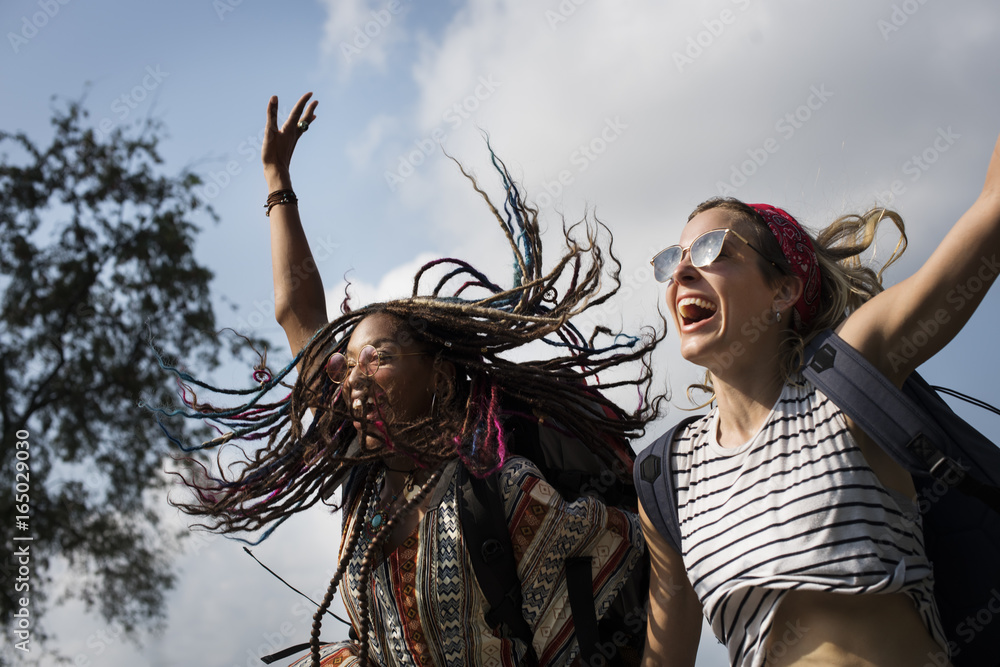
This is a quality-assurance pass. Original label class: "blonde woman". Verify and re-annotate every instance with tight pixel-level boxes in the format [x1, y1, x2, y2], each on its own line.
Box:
[636, 132, 1000, 666]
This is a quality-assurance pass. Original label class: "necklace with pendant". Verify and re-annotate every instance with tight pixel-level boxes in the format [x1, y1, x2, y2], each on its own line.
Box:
[367, 491, 397, 535]
[366, 469, 419, 536]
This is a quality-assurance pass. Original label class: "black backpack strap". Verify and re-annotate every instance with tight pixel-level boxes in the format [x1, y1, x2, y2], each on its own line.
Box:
[565, 556, 598, 661]
[803, 329, 1000, 513]
[261, 643, 312, 664]
[459, 465, 611, 665]
[458, 466, 540, 666]
[633, 417, 702, 555]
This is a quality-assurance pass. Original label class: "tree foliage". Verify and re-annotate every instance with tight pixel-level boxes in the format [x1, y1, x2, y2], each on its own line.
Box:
[0, 97, 224, 654]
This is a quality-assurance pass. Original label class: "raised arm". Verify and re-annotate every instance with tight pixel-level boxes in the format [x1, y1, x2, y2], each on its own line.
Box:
[639, 503, 702, 667]
[262, 92, 327, 357]
[840, 131, 1000, 385]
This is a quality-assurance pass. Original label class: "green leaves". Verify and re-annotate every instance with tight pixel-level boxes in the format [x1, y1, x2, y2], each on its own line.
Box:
[0, 97, 224, 652]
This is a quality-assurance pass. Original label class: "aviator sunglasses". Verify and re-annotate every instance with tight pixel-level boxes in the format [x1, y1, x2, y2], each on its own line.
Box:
[325, 345, 429, 384]
[650, 228, 773, 283]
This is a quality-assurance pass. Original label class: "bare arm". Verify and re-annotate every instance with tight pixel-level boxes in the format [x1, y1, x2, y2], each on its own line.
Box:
[639, 503, 702, 667]
[262, 92, 327, 357]
[840, 132, 1000, 385]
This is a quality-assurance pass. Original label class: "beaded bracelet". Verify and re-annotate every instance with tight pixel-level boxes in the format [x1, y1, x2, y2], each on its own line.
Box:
[264, 189, 298, 216]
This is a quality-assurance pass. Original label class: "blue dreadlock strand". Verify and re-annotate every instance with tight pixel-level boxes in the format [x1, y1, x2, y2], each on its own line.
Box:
[145, 335, 310, 454]
[486, 139, 537, 290]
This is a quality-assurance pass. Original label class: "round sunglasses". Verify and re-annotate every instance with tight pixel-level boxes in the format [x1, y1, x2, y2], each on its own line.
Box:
[650, 228, 772, 283]
[325, 345, 428, 384]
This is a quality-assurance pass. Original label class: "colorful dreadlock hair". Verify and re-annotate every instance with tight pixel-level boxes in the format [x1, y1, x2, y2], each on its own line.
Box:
[151, 148, 666, 666]
[151, 149, 665, 541]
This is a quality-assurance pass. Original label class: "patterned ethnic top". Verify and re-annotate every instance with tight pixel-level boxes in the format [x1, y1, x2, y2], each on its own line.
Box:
[670, 377, 947, 667]
[287, 455, 644, 667]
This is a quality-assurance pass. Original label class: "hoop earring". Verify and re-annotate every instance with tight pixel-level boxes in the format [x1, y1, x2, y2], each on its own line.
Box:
[430, 390, 437, 417]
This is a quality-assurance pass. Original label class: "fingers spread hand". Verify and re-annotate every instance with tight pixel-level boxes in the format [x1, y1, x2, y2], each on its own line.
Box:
[262, 92, 318, 174]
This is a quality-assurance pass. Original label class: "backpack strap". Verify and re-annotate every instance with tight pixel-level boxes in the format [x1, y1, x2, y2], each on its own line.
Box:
[803, 329, 1000, 513]
[565, 556, 598, 661]
[260, 643, 310, 664]
[459, 464, 612, 666]
[458, 466, 540, 667]
[633, 417, 703, 555]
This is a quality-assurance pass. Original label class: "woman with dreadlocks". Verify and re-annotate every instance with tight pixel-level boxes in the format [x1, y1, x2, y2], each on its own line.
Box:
[159, 92, 663, 666]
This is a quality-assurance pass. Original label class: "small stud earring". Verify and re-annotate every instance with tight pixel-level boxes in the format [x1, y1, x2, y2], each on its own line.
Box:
[775, 310, 782, 323]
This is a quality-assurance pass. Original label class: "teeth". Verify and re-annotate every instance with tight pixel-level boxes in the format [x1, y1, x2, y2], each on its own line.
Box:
[678, 297, 717, 311]
[352, 397, 376, 411]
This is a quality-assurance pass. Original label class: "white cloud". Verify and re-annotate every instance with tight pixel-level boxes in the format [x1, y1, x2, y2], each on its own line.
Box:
[318, 0, 413, 79]
[325, 251, 442, 315]
[345, 113, 400, 169]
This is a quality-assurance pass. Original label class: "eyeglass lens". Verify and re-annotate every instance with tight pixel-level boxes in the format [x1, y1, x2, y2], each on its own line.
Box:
[325, 345, 380, 384]
[652, 229, 729, 283]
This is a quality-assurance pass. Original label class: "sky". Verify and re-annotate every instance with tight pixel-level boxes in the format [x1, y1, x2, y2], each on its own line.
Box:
[2, 0, 1000, 665]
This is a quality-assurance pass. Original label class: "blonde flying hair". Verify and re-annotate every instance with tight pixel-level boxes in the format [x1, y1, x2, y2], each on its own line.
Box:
[686, 197, 907, 405]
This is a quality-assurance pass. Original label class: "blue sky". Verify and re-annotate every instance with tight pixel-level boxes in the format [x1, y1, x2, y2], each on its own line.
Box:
[3, 1, 1000, 665]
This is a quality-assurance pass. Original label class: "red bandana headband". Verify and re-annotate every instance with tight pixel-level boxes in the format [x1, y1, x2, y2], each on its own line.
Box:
[748, 203, 822, 328]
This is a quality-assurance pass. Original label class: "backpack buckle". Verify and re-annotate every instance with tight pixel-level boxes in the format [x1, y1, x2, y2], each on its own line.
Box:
[639, 455, 661, 483]
[481, 538, 503, 563]
[910, 434, 967, 487]
[809, 343, 837, 373]
[927, 451, 967, 487]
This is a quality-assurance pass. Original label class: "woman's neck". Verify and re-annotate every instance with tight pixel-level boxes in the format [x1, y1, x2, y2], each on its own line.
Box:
[382, 455, 419, 493]
[710, 365, 787, 448]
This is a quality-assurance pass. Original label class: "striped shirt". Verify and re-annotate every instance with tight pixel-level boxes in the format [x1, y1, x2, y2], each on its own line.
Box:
[671, 377, 946, 667]
[289, 456, 643, 667]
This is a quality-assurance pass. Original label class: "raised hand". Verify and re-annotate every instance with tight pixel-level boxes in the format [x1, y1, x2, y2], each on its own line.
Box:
[262, 92, 318, 190]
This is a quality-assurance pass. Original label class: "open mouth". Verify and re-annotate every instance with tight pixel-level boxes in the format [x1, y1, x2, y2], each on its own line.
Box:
[677, 297, 718, 326]
[351, 395, 384, 424]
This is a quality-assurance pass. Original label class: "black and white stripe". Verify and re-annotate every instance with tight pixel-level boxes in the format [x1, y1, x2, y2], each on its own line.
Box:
[672, 378, 946, 667]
